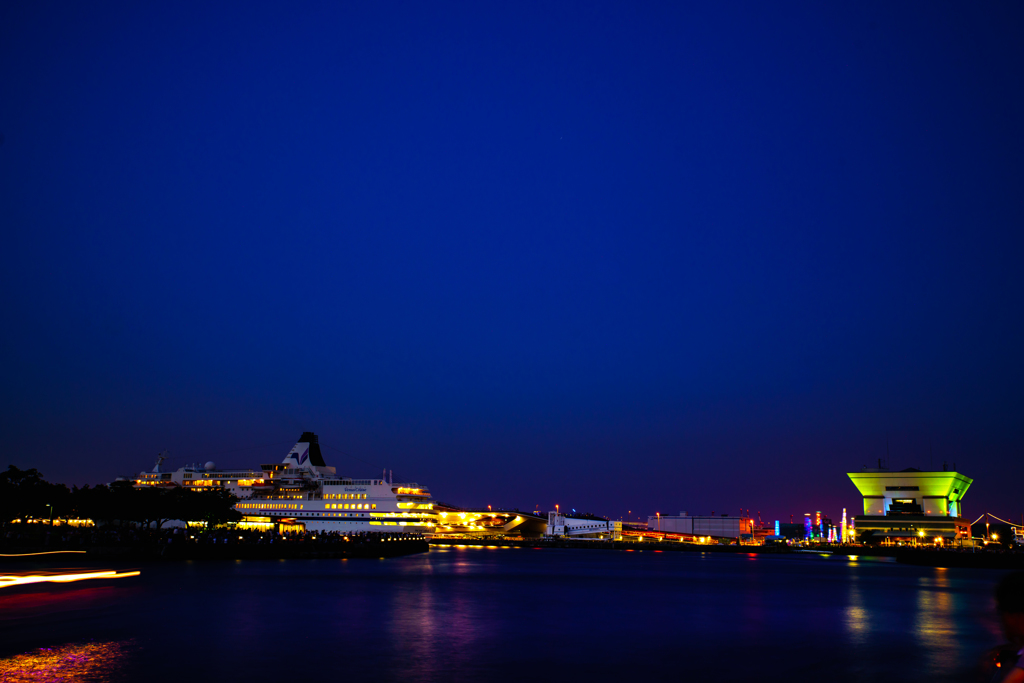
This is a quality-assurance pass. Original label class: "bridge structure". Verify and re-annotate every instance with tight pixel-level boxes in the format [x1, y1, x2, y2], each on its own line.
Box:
[431, 506, 548, 538]
[431, 507, 625, 540]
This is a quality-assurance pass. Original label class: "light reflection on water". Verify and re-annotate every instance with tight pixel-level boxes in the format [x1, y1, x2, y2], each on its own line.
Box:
[915, 571, 959, 675]
[0, 551, 1009, 683]
[0, 641, 133, 683]
[844, 576, 869, 646]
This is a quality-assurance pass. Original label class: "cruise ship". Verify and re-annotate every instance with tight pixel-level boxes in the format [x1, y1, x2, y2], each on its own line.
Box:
[134, 432, 437, 534]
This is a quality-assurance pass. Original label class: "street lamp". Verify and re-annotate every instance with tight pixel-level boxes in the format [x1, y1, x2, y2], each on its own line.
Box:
[46, 504, 53, 525]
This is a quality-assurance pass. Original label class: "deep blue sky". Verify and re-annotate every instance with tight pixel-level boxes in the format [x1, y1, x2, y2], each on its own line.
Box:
[2, 2, 1022, 523]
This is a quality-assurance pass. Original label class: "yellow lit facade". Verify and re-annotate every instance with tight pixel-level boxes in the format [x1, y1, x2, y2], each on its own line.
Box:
[847, 468, 973, 543]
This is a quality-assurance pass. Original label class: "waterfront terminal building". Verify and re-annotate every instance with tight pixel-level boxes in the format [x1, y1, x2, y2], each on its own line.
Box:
[847, 467, 973, 544]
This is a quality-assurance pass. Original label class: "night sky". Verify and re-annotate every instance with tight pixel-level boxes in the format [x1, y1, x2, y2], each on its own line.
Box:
[2, 2, 1022, 524]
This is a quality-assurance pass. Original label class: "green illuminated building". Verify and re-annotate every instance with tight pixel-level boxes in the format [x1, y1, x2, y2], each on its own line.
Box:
[847, 467, 973, 543]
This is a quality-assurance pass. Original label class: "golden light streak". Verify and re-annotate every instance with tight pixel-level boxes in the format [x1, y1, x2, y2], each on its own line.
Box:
[0, 551, 87, 557]
[0, 570, 140, 590]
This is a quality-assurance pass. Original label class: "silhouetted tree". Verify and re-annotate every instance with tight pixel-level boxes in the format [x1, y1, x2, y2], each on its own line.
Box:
[4, 466, 242, 529]
[0, 465, 70, 527]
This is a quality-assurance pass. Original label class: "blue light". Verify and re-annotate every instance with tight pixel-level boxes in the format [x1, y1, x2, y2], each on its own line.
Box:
[774, 520, 780, 536]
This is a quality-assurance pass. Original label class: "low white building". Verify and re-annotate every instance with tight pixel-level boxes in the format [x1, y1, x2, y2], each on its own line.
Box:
[546, 512, 622, 540]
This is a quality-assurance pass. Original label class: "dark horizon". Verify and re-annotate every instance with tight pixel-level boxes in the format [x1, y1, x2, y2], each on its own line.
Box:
[2, 2, 1023, 524]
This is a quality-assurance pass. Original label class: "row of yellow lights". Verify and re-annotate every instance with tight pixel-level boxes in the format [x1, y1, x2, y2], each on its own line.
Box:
[237, 503, 301, 510]
[9, 519, 94, 527]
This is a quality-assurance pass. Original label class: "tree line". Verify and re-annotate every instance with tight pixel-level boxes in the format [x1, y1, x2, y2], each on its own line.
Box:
[1, 465, 241, 529]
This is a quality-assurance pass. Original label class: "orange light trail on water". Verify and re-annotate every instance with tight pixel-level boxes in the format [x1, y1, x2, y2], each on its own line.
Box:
[0, 551, 88, 557]
[0, 570, 140, 589]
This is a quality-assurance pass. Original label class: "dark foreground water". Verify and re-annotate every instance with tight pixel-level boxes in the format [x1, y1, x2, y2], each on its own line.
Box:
[0, 547, 1011, 682]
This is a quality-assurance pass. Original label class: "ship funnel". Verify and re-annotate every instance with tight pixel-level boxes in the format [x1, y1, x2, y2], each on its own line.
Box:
[282, 432, 326, 468]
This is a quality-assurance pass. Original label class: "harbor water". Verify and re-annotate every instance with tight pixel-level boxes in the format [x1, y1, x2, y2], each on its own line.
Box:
[0, 547, 1009, 682]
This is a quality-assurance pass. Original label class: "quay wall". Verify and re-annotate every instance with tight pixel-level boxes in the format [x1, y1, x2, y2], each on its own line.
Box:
[429, 537, 790, 554]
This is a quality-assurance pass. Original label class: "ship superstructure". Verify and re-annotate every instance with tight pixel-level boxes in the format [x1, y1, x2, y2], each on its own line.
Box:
[134, 432, 437, 533]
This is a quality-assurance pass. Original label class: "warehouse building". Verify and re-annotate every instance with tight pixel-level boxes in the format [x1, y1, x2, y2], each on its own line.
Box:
[646, 513, 753, 539]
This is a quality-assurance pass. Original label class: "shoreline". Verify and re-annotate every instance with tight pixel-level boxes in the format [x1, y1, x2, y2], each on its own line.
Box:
[0, 536, 428, 563]
[428, 537, 791, 553]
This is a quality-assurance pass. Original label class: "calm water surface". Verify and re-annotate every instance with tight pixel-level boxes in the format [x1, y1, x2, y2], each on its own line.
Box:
[0, 548, 1009, 682]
